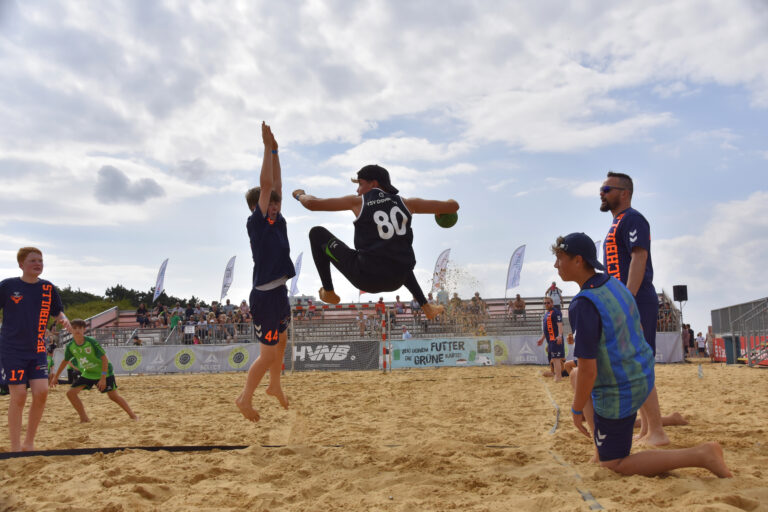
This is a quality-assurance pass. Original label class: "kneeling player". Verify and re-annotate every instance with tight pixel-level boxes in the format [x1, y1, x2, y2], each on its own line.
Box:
[555, 232, 730, 478]
[49, 319, 137, 422]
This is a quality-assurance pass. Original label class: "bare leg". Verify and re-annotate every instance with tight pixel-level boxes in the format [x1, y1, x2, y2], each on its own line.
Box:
[66, 386, 90, 423]
[21, 379, 49, 451]
[7, 385, 28, 452]
[107, 391, 138, 420]
[635, 411, 688, 428]
[602, 442, 732, 478]
[569, 368, 598, 462]
[553, 358, 563, 382]
[636, 387, 670, 447]
[265, 331, 289, 409]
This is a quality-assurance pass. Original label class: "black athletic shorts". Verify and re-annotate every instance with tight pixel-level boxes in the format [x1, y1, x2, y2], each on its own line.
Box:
[71, 375, 118, 393]
[249, 284, 291, 346]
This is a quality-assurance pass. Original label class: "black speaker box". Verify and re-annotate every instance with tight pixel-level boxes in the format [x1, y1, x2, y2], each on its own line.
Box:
[673, 285, 688, 302]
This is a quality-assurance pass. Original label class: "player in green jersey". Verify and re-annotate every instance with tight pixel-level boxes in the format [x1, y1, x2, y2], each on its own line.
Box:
[49, 319, 137, 422]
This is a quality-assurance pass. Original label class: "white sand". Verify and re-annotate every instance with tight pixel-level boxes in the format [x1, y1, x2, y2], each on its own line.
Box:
[1, 362, 766, 511]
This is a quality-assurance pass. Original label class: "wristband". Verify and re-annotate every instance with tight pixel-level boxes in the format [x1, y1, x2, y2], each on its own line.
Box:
[101, 371, 108, 376]
[294, 192, 302, 201]
[571, 407, 583, 415]
[271, 150, 277, 154]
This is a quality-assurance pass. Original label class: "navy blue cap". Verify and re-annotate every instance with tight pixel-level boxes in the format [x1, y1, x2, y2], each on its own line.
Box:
[557, 233, 605, 271]
[351, 164, 398, 194]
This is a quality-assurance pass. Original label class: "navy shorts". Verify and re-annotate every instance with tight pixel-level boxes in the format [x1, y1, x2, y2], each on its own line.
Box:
[547, 340, 564, 359]
[593, 411, 637, 461]
[249, 285, 291, 346]
[0, 353, 48, 385]
[72, 375, 118, 393]
[638, 301, 659, 355]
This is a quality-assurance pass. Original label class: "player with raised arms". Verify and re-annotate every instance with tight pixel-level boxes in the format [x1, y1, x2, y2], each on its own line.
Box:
[235, 122, 294, 422]
[292, 164, 458, 319]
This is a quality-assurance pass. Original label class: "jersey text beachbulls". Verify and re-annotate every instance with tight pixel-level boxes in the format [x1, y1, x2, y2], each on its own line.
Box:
[0, 277, 63, 356]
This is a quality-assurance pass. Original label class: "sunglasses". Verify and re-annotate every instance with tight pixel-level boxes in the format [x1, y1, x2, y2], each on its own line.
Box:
[600, 185, 626, 194]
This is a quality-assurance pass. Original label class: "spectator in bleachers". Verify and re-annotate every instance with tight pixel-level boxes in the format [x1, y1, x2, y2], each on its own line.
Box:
[357, 311, 367, 337]
[545, 282, 563, 310]
[294, 298, 305, 321]
[410, 296, 422, 323]
[170, 309, 182, 331]
[132, 334, 142, 346]
[184, 304, 195, 320]
[223, 299, 236, 315]
[394, 295, 405, 315]
[509, 294, 526, 323]
[375, 297, 386, 321]
[239, 300, 249, 316]
[449, 292, 463, 320]
[401, 325, 412, 340]
[436, 285, 449, 308]
[196, 315, 208, 342]
[307, 299, 317, 320]
[136, 303, 149, 327]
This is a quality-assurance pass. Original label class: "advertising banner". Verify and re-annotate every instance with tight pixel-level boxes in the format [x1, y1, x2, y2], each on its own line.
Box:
[54, 343, 262, 376]
[152, 258, 169, 303]
[655, 332, 683, 363]
[505, 245, 526, 291]
[220, 255, 236, 301]
[391, 338, 495, 369]
[289, 340, 379, 371]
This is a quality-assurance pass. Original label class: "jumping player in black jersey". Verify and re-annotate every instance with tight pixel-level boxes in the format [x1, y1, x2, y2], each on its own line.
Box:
[292, 164, 458, 320]
[236, 122, 294, 422]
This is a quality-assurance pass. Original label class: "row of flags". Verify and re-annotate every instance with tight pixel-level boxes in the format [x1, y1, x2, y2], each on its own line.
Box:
[151, 240, 605, 303]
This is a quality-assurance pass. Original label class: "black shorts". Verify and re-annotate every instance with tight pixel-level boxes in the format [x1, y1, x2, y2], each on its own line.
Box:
[249, 284, 291, 346]
[593, 411, 637, 461]
[547, 340, 564, 359]
[71, 375, 118, 393]
[1, 352, 48, 384]
[637, 301, 659, 355]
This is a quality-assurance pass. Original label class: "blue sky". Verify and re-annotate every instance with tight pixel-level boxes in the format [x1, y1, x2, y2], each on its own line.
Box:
[1, 1, 767, 333]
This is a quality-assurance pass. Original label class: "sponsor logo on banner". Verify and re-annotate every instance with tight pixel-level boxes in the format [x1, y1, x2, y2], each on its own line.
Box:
[121, 351, 142, 372]
[228, 347, 250, 369]
[291, 341, 378, 371]
[392, 338, 494, 369]
[515, 342, 538, 363]
[174, 349, 196, 370]
[200, 353, 221, 371]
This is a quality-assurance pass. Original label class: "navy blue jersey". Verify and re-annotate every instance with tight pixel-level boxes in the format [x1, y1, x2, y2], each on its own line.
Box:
[0, 278, 63, 356]
[247, 209, 296, 287]
[603, 207, 657, 304]
[542, 308, 562, 342]
[353, 188, 416, 269]
[570, 273, 610, 359]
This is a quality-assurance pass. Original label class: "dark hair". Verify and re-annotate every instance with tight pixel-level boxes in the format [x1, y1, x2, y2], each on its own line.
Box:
[245, 187, 281, 211]
[70, 318, 87, 328]
[607, 171, 633, 197]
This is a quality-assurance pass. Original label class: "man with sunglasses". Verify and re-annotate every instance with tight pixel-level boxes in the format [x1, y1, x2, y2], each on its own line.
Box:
[600, 171, 673, 447]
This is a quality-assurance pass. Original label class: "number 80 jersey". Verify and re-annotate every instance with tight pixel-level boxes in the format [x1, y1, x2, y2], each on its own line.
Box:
[353, 188, 416, 269]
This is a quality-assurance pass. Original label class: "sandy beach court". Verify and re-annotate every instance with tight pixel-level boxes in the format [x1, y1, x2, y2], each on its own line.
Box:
[1, 362, 766, 511]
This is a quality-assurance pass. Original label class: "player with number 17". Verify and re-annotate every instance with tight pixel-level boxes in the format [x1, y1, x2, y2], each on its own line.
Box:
[293, 164, 459, 320]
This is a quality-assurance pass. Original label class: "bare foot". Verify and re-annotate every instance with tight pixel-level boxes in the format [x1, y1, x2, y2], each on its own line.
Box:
[80, 418, 91, 423]
[21, 441, 34, 452]
[318, 288, 340, 305]
[664, 412, 688, 426]
[541, 371, 554, 377]
[638, 430, 670, 447]
[422, 303, 444, 320]
[266, 386, 289, 409]
[235, 394, 260, 422]
[701, 442, 733, 478]
[129, 414, 139, 421]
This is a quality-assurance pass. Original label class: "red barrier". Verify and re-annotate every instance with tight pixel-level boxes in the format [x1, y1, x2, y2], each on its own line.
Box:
[713, 337, 726, 362]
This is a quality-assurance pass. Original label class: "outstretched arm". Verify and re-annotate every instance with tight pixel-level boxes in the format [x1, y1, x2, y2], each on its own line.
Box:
[292, 189, 361, 214]
[402, 197, 459, 214]
[257, 122, 273, 216]
[271, 129, 281, 199]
